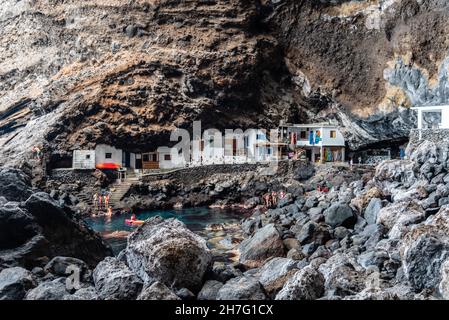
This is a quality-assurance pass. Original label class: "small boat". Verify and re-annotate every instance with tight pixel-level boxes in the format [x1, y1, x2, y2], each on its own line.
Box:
[125, 219, 145, 226]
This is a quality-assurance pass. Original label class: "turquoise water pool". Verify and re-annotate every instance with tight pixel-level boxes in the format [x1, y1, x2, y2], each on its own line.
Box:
[84, 207, 247, 255]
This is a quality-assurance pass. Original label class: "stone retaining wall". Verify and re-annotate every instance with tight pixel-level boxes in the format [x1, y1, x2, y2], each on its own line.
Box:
[140, 160, 311, 184]
[408, 129, 449, 153]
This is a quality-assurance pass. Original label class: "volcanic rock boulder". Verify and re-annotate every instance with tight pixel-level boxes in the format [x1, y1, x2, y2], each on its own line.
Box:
[125, 217, 212, 292]
[198, 280, 223, 300]
[0, 168, 112, 269]
[23, 192, 113, 267]
[25, 278, 69, 300]
[137, 282, 180, 301]
[324, 204, 356, 228]
[258, 257, 301, 298]
[400, 208, 449, 291]
[0, 267, 36, 300]
[44, 256, 91, 282]
[0, 168, 33, 202]
[364, 198, 383, 225]
[275, 266, 325, 300]
[239, 223, 285, 268]
[93, 257, 143, 300]
[216, 276, 266, 300]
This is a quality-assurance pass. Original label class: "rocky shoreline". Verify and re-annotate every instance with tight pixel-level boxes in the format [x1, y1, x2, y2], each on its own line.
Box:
[4, 136, 449, 300]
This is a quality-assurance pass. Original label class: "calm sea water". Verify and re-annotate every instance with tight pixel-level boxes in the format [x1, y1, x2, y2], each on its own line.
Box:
[84, 207, 246, 254]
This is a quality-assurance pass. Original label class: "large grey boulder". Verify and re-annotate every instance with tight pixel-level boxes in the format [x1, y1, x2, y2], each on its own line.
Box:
[0, 267, 36, 300]
[0, 168, 33, 202]
[318, 253, 365, 297]
[400, 207, 449, 291]
[364, 198, 383, 225]
[93, 257, 143, 300]
[439, 259, 449, 299]
[125, 217, 212, 292]
[239, 224, 285, 268]
[44, 256, 91, 281]
[216, 276, 266, 300]
[275, 266, 324, 300]
[25, 278, 68, 300]
[324, 204, 356, 228]
[63, 286, 99, 300]
[258, 258, 300, 297]
[137, 282, 180, 300]
[197, 280, 223, 300]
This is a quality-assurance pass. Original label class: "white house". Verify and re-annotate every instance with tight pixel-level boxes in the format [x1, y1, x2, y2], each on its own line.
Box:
[69, 122, 346, 172]
[95, 144, 123, 169]
[411, 105, 449, 130]
[278, 123, 345, 163]
[157, 146, 187, 169]
[72, 150, 96, 169]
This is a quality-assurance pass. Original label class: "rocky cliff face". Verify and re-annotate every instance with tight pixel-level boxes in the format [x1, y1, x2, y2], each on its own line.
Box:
[1, 0, 449, 165]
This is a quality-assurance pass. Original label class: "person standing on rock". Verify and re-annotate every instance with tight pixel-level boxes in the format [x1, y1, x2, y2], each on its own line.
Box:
[99, 193, 103, 209]
[349, 157, 353, 170]
[263, 193, 271, 208]
[271, 191, 278, 206]
[279, 190, 285, 199]
[105, 194, 109, 208]
[104, 194, 109, 208]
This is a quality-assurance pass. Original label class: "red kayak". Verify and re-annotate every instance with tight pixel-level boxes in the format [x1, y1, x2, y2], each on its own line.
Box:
[125, 219, 145, 226]
[96, 162, 121, 169]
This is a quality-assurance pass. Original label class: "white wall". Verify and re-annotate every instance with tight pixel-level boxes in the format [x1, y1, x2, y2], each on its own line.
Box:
[73, 150, 96, 169]
[290, 127, 344, 147]
[95, 144, 122, 166]
[321, 127, 345, 146]
[158, 146, 186, 169]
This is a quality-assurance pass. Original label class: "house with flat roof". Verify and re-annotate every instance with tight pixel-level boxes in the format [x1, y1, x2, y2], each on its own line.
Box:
[68, 122, 346, 174]
[411, 104, 449, 130]
[278, 122, 345, 163]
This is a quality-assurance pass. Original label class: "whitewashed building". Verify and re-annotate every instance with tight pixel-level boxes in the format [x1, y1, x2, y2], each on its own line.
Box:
[278, 123, 345, 163]
[411, 105, 449, 130]
[72, 150, 96, 169]
[69, 122, 346, 172]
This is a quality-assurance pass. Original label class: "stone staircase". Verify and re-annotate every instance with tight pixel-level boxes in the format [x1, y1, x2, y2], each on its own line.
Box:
[108, 172, 139, 209]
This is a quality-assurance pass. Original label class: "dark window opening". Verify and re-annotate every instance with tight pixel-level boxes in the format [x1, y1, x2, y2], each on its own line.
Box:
[105, 153, 112, 159]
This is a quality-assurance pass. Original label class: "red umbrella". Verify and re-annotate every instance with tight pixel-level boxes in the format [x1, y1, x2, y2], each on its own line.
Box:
[96, 163, 121, 169]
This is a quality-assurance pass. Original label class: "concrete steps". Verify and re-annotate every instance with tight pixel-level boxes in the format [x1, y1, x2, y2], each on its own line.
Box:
[108, 175, 139, 209]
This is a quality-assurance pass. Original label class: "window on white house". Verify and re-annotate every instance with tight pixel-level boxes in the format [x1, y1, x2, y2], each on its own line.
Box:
[330, 130, 337, 138]
[164, 154, 171, 161]
[86, 154, 90, 159]
[105, 153, 112, 159]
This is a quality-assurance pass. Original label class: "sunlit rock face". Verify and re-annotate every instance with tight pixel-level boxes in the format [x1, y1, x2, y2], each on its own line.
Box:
[1, 0, 449, 165]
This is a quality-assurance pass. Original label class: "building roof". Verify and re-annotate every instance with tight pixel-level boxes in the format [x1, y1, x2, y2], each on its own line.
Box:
[411, 104, 449, 110]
